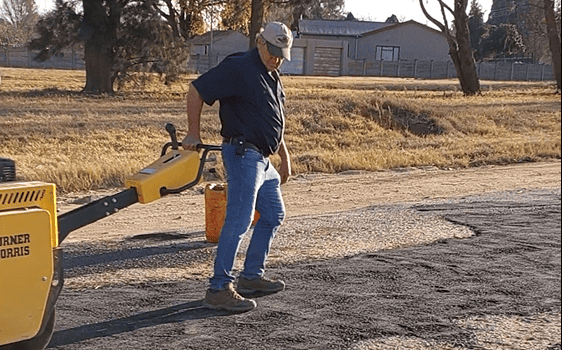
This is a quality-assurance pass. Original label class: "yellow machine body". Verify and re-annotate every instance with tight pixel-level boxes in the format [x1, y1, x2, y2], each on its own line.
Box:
[125, 149, 201, 204]
[0, 134, 214, 349]
[0, 182, 58, 346]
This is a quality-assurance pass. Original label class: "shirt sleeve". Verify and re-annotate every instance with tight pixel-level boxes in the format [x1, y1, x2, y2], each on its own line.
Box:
[191, 58, 240, 106]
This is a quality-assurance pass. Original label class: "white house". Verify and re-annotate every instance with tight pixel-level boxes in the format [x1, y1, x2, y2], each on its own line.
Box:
[357, 20, 450, 62]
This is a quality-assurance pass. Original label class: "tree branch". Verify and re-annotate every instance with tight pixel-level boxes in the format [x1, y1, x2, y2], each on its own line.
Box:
[438, 0, 454, 16]
[419, 0, 446, 32]
[438, 0, 451, 37]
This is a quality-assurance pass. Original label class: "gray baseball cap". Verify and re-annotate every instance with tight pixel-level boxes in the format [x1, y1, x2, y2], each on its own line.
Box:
[260, 22, 293, 61]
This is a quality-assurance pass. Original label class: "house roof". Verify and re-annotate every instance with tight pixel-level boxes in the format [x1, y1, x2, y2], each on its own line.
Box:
[361, 20, 445, 38]
[298, 19, 391, 37]
[189, 30, 247, 45]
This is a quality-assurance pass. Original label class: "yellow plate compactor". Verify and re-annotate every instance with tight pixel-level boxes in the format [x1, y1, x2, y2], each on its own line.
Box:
[0, 124, 221, 350]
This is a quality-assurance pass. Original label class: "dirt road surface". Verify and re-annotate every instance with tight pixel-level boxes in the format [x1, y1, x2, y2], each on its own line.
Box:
[48, 161, 561, 349]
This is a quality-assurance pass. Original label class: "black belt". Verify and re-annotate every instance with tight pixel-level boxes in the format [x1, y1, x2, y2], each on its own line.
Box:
[223, 137, 265, 156]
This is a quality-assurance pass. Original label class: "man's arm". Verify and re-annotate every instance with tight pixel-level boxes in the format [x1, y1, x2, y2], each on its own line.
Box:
[182, 83, 205, 151]
[278, 138, 291, 184]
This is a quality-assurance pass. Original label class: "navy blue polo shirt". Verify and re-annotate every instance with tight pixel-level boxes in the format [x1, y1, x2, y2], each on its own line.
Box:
[192, 48, 285, 157]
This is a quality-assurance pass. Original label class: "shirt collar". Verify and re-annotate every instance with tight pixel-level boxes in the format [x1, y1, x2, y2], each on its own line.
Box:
[250, 47, 280, 75]
[250, 48, 265, 71]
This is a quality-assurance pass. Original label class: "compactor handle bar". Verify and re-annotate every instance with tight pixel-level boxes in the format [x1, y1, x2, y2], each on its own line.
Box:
[160, 123, 222, 156]
[57, 124, 222, 243]
[159, 123, 222, 196]
[159, 143, 222, 196]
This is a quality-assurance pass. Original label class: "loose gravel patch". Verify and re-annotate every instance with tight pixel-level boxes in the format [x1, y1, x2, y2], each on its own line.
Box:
[62, 204, 473, 289]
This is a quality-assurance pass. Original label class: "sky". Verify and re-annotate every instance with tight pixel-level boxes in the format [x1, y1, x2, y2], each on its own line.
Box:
[344, 0, 494, 25]
[37, 0, 495, 24]
[36, 0, 53, 14]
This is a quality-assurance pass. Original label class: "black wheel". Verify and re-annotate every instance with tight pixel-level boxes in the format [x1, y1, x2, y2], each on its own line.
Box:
[0, 310, 55, 350]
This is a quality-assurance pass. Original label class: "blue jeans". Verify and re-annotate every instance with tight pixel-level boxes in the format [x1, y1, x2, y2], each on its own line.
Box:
[209, 144, 286, 291]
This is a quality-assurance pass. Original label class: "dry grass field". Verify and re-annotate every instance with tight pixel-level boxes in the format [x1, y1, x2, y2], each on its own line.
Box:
[0, 67, 560, 193]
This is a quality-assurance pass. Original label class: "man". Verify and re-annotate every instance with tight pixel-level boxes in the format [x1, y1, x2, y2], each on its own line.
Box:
[182, 22, 293, 312]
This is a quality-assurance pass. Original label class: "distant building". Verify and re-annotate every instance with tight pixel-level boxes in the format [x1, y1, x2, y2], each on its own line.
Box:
[297, 19, 392, 59]
[296, 19, 449, 62]
[357, 20, 450, 62]
[188, 30, 249, 66]
[188, 19, 450, 77]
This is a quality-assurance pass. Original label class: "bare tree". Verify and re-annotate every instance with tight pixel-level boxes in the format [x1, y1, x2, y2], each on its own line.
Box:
[155, 0, 207, 39]
[544, 0, 561, 90]
[0, 0, 37, 45]
[1, 0, 37, 26]
[0, 19, 23, 46]
[419, 0, 481, 95]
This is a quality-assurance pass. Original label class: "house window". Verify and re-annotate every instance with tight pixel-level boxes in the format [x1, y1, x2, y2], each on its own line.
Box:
[376, 46, 400, 61]
[204, 45, 209, 55]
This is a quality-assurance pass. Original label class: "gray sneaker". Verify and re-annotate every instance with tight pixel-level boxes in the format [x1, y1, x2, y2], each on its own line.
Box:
[202, 283, 257, 312]
[237, 276, 285, 297]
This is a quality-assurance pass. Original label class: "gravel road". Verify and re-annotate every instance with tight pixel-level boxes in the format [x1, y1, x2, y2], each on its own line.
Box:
[47, 187, 561, 350]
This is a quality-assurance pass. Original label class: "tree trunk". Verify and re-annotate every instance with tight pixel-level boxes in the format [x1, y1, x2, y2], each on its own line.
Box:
[454, 4, 481, 95]
[249, 0, 265, 49]
[83, 42, 114, 94]
[419, 0, 481, 96]
[543, 0, 561, 91]
[81, 0, 119, 94]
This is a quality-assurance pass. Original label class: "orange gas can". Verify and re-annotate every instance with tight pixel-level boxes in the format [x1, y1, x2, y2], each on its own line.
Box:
[204, 183, 260, 243]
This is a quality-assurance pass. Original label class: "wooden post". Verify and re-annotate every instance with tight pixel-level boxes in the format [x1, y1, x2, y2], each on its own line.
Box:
[430, 60, 434, 79]
[477, 61, 481, 78]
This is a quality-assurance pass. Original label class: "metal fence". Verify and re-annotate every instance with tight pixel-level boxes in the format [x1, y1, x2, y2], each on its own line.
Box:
[1, 47, 555, 82]
[347, 59, 555, 81]
[187, 54, 227, 74]
[0, 47, 85, 69]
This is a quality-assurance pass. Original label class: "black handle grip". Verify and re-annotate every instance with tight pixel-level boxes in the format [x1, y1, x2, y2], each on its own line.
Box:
[197, 144, 223, 152]
[165, 123, 179, 151]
